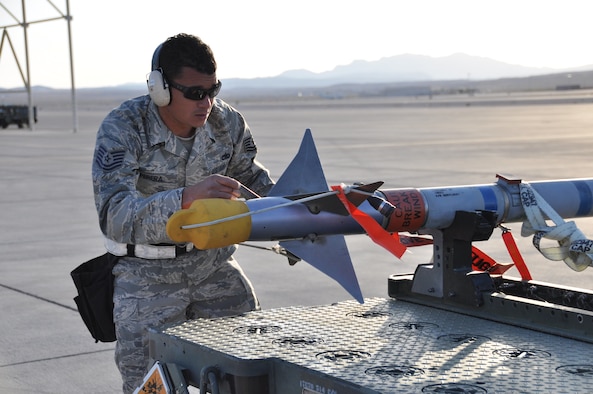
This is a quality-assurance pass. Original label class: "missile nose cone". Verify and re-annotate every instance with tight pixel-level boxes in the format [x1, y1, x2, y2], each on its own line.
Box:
[166, 198, 251, 249]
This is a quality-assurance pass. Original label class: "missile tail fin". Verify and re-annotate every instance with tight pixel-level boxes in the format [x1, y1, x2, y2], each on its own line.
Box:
[280, 236, 364, 303]
[269, 129, 328, 196]
[268, 129, 364, 303]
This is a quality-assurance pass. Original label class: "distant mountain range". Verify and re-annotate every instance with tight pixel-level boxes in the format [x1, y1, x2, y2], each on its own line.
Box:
[5, 53, 593, 100]
[219, 53, 593, 91]
[52, 53, 588, 93]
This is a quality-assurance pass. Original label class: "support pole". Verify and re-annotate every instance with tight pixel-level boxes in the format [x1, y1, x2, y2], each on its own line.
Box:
[1, 0, 77, 132]
[65, 0, 77, 133]
[20, 0, 33, 131]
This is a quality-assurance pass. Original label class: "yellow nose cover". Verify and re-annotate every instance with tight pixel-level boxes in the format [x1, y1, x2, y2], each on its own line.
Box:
[166, 199, 251, 249]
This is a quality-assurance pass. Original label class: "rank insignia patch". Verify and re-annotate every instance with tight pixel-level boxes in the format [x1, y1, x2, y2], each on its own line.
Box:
[96, 146, 125, 171]
[243, 136, 256, 153]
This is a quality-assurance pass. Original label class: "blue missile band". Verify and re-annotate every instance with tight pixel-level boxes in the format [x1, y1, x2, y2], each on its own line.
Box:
[573, 180, 593, 216]
[479, 186, 498, 212]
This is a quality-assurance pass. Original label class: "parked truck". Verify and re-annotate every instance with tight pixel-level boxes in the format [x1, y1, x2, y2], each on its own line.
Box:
[0, 105, 37, 129]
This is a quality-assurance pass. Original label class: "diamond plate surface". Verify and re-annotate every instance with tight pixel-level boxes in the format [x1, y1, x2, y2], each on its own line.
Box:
[156, 298, 593, 393]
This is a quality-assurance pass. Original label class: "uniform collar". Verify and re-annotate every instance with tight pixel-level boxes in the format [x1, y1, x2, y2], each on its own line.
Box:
[147, 99, 218, 151]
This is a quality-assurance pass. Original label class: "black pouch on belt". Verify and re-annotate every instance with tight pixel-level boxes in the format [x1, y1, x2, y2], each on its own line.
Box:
[70, 253, 119, 343]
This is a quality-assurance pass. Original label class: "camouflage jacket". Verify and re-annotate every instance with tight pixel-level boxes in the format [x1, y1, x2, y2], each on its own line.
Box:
[92, 95, 274, 245]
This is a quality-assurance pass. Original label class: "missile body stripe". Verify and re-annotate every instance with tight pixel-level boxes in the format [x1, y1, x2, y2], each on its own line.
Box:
[574, 180, 593, 217]
[479, 186, 498, 212]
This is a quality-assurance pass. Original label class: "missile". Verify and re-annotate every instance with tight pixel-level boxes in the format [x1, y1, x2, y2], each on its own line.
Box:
[167, 129, 593, 302]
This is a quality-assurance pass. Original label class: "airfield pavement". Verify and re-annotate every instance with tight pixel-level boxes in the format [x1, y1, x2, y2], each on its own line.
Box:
[2, 90, 593, 392]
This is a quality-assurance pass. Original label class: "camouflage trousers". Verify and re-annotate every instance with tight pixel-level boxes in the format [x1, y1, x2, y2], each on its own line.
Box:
[112, 248, 259, 394]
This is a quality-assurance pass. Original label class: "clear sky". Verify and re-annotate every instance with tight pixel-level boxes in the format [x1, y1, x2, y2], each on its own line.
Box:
[0, 0, 592, 89]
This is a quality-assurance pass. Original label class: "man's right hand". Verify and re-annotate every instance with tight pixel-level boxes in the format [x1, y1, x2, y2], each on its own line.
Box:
[182, 174, 241, 209]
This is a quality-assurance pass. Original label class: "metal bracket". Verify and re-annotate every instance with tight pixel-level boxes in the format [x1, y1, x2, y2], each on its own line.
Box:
[402, 210, 497, 307]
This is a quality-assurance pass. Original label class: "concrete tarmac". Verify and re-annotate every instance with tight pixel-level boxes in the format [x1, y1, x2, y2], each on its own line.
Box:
[2, 93, 593, 393]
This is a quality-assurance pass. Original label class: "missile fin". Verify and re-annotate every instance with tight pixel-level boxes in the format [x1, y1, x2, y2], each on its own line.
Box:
[280, 235, 364, 303]
[268, 129, 364, 303]
[268, 129, 329, 196]
[345, 181, 384, 206]
[284, 192, 350, 216]
[280, 182, 386, 216]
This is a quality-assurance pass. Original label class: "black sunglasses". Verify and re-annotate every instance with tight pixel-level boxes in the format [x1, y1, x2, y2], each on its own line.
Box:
[168, 80, 222, 101]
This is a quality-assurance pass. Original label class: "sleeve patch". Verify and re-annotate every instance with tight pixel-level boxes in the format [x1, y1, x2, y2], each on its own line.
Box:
[95, 145, 125, 171]
[243, 136, 256, 153]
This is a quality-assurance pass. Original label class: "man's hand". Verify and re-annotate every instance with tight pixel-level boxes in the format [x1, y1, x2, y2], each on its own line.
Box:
[182, 174, 241, 208]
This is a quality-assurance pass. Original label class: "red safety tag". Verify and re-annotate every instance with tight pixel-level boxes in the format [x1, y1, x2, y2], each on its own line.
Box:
[332, 185, 407, 258]
[471, 245, 514, 275]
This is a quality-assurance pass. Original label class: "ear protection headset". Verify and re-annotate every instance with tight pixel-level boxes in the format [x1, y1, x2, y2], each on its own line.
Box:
[146, 43, 171, 106]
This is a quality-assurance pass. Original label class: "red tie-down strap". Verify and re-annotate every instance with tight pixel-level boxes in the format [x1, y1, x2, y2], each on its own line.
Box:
[500, 225, 533, 280]
[332, 185, 407, 258]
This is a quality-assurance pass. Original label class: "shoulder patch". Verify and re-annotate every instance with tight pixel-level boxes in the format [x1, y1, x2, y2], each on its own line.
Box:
[95, 145, 125, 171]
[243, 136, 256, 153]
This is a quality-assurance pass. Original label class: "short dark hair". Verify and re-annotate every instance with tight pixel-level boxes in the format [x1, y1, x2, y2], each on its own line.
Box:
[157, 33, 217, 79]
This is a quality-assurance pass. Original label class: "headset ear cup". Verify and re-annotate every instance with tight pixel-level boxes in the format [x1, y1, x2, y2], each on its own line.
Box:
[147, 69, 170, 106]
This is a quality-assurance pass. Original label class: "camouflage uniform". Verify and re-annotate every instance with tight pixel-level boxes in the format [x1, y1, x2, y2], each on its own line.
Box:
[92, 95, 274, 393]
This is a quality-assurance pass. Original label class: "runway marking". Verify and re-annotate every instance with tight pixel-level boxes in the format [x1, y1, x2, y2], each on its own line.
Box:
[0, 282, 78, 312]
[0, 348, 114, 368]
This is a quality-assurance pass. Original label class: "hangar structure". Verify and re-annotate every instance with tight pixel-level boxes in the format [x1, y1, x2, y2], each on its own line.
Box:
[0, 0, 76, 131]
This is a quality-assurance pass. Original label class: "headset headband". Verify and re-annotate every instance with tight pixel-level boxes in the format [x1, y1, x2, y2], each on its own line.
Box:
[151, 43, 163, 71]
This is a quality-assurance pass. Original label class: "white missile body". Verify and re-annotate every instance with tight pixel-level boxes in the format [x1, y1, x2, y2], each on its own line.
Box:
[244, 177, 593, 242]
[167, 129, 593, 302]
